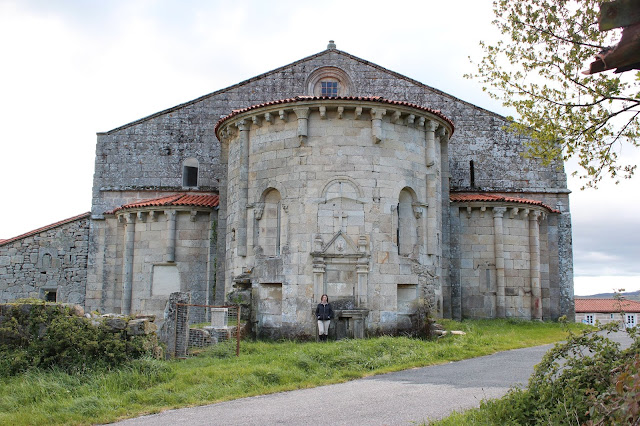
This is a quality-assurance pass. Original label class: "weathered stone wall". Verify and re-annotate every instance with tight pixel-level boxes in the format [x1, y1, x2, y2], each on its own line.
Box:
[0, 215, 89, 305]
[450, 202, 567, 320]
[85, 209, 215, 321]
[220, 98, 451, 336]
[91, 49, 568, 216]
[87, 47, 573, 325]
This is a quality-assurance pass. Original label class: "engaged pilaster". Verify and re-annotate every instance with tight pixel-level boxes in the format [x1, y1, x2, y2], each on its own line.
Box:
[165, 210, 177, 262]
[236, 119, 251, 257]
[529, 210, 542, 320]
[425, 121, 439, 255]
[493, 207, 507, 317]
[121, 213, 135, 315]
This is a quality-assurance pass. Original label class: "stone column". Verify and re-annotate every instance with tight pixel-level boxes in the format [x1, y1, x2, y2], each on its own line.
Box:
[529, 210, 542, 320]
[493, 207, 507, 317]
[206, 211, 217, 307]
[425, 121, 439, 255]
[313, 261, 325, 301]
[438, 127, 450, 315]
[313, 235, 325, 301]
[121, 213, 135, 315]
[237, 119, 251, 257]
[356, 235, 369, 308]
[165, 210, 177, 263]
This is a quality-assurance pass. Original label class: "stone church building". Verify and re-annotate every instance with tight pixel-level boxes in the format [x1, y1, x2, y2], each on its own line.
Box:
[0, 42, 574, 338]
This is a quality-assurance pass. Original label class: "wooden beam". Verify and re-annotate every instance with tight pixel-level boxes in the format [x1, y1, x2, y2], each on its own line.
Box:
[599, 0, 640, 31]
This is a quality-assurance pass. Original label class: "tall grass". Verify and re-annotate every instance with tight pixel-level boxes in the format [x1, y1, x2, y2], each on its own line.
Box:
[0, 319, 584, 425]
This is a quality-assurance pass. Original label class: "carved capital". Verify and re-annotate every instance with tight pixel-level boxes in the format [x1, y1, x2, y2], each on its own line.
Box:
[264, 112, 272, 123]
[119, 212, 135, 224]
[314, 234, 324, 252]
[252, 116, 261, 127]
[337, 106, 344, 119]
[319, 106, 327, 119]
[293, 107, 309, 142]
[391, 110, 401, 123]
[370, 108, 386, 120]
[254, 203, 264, 220]
[279, 109, 288, 122]
[355, 107, 363, 119]
[426, 120, 438, 132]
[406, 114, 415, 125]
[493, 206, 507, 217]
[236, 119, 251, 132]
[412, 205, 423, 219]
[136, 211, 146, 222]
[293, 107, 310, 120]
[529, 210, 542, 221]
[358, 235, 368, 253]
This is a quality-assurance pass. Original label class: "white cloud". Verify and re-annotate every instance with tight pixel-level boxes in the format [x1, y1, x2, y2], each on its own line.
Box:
[574, 276, 640, 296]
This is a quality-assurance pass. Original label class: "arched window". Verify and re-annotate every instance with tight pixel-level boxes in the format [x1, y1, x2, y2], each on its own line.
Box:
[306, 67, 352, 97]
[398, 188, 418, 256]
[259, 189, 282, 256]
[183, 158, 199, 187]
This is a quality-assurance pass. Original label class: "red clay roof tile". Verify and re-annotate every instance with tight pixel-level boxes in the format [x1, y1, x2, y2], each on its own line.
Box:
[0, 212, 91, 247]
[450, 193, 559, 213]
[214, 96, 455, 135]
[107, 194, 219, 214]
[575, 298, 640, 313]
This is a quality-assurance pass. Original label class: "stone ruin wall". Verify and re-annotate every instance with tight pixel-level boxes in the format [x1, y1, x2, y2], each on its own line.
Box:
[0, 215, 90, 305]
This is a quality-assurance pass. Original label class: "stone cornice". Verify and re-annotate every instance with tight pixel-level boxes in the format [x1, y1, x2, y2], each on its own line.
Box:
[456, 203, 550, 220]
[111, 206, 214, 221]
[215, 96, 455, 139]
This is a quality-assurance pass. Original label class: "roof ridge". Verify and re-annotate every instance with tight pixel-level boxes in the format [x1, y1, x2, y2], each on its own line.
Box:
[0, 212, 90, 247]
[99, 48, 506, 135]
[99, 49, 335, 135]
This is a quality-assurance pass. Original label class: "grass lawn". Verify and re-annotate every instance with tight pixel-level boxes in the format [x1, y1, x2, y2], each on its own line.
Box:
[0, 319, 585, 425]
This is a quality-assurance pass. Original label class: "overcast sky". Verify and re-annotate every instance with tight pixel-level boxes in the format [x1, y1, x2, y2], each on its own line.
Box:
[1, 0, 638, 295]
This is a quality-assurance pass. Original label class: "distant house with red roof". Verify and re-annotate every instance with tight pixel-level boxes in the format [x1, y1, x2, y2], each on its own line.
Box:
[575, 298, 640, 328]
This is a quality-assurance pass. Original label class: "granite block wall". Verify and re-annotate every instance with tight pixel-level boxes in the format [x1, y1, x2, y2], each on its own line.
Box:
[0, 214, 90, 305]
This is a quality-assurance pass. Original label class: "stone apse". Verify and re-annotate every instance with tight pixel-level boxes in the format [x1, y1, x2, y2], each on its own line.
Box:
[216, 96, 454, 338]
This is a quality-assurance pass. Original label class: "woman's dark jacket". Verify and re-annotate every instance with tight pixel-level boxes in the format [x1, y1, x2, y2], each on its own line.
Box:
[316, 303, 334, 321]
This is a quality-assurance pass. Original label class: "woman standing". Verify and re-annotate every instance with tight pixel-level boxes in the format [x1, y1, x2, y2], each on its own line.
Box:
[315, 294, 333, 342]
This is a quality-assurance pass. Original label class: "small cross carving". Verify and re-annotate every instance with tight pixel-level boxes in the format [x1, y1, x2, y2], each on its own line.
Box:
[334, 208, 348, 232]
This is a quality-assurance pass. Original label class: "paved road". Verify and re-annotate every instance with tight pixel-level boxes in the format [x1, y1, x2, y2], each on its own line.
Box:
[114, 344, 554, 426]
[113, 331, 634, 425]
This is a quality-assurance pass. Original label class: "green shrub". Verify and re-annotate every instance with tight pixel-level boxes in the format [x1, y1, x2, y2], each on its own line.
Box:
[0, 302, 158, 376]
[433, 323, 640, 425]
